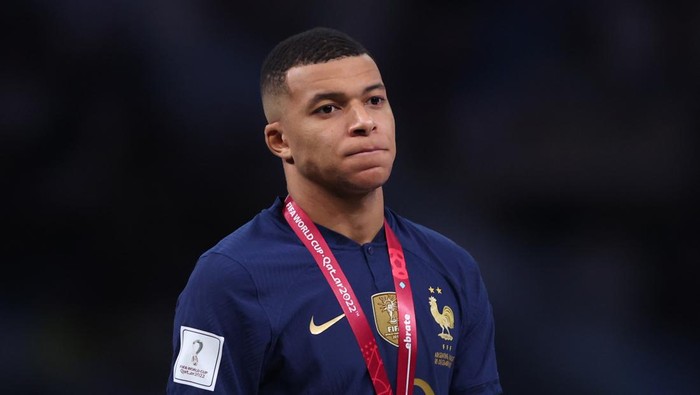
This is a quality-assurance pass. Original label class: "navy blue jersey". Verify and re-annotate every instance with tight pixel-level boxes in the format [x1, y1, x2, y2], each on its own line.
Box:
[167, 197, 502, 394]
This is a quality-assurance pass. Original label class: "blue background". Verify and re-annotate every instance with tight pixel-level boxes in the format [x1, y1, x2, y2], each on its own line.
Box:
[3, 1, 698, 394]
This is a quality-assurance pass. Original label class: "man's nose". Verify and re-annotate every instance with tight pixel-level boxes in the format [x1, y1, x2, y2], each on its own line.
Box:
[348, 103, 376, 136]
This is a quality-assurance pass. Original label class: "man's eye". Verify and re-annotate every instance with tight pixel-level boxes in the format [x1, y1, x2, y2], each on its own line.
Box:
[368, 96, 384, 105]
[315, 105, 336, 114]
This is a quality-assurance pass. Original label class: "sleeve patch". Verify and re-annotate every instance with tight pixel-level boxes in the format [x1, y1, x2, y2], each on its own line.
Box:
[173, 326, 225, 392]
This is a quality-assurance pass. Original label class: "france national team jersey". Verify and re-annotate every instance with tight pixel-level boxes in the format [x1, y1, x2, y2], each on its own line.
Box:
[167, 197, 502, 394]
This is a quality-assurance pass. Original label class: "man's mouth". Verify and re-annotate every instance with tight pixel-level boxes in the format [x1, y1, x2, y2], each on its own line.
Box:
[347, 147, 386, 156]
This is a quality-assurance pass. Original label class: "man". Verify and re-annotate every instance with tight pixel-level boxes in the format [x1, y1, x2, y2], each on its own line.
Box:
[167, 27, 502, 394]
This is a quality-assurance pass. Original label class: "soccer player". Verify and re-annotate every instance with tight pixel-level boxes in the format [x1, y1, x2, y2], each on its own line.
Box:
[167, 26, 502, 394]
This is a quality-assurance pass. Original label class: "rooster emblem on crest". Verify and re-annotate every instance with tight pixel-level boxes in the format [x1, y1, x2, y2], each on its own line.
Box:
[429, 296, 454, 341]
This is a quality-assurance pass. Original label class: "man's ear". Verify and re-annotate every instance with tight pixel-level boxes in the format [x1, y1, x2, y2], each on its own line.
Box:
[264, 122, 293, 163]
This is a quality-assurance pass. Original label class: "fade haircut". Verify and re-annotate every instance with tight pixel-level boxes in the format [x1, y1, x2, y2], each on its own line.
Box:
[260, 27, 372, 99]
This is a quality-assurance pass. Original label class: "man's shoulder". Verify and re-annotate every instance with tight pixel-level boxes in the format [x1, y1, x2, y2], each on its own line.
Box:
[387, 208, 479, 267]
[388, 209, 465, 250]
[201, 198, 295, 264]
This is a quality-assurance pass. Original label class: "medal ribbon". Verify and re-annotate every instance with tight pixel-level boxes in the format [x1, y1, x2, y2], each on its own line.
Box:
[283, 196, 417, 395]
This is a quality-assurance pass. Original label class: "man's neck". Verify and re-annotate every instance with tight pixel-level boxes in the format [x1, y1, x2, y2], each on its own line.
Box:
[286, 183, 385, 245]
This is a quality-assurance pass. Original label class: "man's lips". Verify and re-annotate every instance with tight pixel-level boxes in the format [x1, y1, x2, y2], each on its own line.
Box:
[346, 147, 387, 156]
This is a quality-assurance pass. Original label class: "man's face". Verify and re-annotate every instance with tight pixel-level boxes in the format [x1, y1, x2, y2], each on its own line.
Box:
[269, 54, 396, 196]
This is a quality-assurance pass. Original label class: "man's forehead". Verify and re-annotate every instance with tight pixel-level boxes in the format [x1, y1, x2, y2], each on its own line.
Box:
[284, 55, 383, 96]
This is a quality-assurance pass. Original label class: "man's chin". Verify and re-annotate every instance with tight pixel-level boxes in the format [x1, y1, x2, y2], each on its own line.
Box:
[340, 172, 392, 195]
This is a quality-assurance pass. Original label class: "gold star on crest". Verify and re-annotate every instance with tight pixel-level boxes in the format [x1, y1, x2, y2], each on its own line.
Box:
[436, 287, 442, 294]
[428, 286, 435, 293]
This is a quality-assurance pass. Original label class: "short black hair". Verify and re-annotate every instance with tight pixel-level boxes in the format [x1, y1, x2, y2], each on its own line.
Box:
[260, 27, 371, 98]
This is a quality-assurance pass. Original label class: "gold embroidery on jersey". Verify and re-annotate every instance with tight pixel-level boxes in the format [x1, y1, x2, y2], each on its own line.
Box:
[371, 292, 399, 346]
[428, 294, 454, 341]
[434, 351, 455, 368]
[428, 285, 456, 369]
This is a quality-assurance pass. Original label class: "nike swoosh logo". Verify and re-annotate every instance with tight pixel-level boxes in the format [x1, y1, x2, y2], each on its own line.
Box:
[309, 313, 346, 335]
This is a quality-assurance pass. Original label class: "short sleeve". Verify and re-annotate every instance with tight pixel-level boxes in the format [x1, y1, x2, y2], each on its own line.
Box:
[167, 252, 272, 394]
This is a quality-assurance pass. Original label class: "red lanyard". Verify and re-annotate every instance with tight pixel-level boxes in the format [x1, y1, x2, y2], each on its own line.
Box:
[283, 196, 417, 395]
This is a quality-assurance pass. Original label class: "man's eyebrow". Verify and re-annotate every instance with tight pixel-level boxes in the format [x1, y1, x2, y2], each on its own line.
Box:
[306, 83, 386, 109]
[363, 83, 386, 94]
[307, 91, 346, 108]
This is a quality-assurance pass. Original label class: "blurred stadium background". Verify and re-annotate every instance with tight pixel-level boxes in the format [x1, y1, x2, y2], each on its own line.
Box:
[3, 1, 698, 393]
